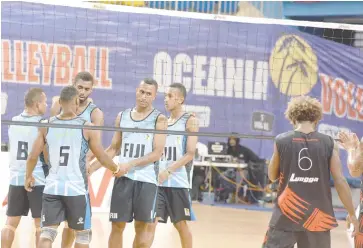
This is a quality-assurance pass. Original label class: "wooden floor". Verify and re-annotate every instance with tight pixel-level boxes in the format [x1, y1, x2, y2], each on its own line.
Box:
[1, 203, 350, 248]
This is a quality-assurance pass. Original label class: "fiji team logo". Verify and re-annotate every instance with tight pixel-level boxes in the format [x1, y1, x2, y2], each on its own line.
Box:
[269, 35, 319, 96]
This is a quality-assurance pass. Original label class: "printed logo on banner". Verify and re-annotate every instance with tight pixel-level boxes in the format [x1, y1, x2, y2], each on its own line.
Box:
[251, 112, 274, 132]
[269, 35, 318, 96]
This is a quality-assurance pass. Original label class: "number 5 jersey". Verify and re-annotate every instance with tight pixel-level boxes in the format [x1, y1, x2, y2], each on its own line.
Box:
[43, 116, 89, 196]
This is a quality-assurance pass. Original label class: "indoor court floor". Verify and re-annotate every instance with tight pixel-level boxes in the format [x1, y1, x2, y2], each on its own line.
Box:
[0, 203, 350, 248]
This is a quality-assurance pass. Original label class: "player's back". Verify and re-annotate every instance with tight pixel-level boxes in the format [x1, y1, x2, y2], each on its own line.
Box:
[44, 116, 89, 196]
[8, 112, 47, 186]
[269, 130, 337, 232]
[160, 113, 193, 188]
[119, 108, 161, 184]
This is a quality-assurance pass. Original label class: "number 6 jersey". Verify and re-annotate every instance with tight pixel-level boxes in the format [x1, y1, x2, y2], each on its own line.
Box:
[8, 112, 47, 186]
[269, 130, 338, 232]
[44, 116, 89, 196]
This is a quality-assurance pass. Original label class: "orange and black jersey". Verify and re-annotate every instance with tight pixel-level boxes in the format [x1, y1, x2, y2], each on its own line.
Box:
[269, 130, 338, 232]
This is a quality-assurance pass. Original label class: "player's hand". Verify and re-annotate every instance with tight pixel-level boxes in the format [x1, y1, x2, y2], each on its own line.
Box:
[348, 214, 360, 238]
[346, 214, 352, 229]
[24, 176, 35, 192]
[114, 163, 131, 177]
[158, 170, 170, 185]
[338, 131, 359, 150]
[87, 164, 95, 176]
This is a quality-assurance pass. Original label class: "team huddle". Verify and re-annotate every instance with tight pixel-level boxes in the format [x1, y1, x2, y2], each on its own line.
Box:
[2, 71, 363, 248]
[1, 72, 199, 248]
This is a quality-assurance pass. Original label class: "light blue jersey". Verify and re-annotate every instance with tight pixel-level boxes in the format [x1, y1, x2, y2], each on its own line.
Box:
[60, 101, 97, 123]
[119, 108, 161, 185]
[78, 102, 97, 122]
[160, 113, 193, 189]
[8, 112, 47, 186]
[44, 117, 89, 196]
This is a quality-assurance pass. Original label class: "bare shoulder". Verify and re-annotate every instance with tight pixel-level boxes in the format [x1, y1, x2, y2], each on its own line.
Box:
[38, 119, 49, 136]
[157, 113, 167, 122]
[187, 115, 199, 132]
[156, 114, 168, 130]
[91, 108, 104, 125]
[92, 107, 103, 116]
[114, 111, 123, 126]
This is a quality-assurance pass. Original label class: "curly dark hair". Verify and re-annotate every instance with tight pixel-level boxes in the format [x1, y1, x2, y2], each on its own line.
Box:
[285, 96, 323, 125]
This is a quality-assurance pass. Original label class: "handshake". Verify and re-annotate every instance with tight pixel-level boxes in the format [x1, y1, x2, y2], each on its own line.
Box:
[87, 161, 132, 178]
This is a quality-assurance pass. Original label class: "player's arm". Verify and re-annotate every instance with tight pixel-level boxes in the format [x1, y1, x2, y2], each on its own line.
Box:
[338, 132, 362, 177]
[268, 143, 280, 182]
[165, 116, 199, 173]
[347, 140, 363, 177]
[88, 113, 122, 173]
[330, 142, 357, 218]
[127, 114, 168, 168]
[25, 127, 47, 191]
[86, 108, 105, 161]
[50, 96, 61, 116]
[91, 108, 104, 126]
[85, 122, 121, 175]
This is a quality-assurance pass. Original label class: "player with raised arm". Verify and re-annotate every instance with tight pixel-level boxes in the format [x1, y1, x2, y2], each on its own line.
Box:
[153, 83, 199, 248]
[263, 96, 358, 248]
[1, 88, 48, 248]
[50, 71, 104, 247]
[24, 86, 123, 248]
[338, 131, 363, 248]
[88, 78, 168, 248]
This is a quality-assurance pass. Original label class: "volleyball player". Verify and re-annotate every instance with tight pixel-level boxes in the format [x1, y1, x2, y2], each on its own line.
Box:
[263, 96, 359, 248]
[89, 78, 167, 248]
[24, 86, 123, 248]
[338, 131, 363, 248]
[50, 71, 103, 125]
[50, 71, 104, 247]
[152, 83, 199, 248]
[1, 88, 48, 248]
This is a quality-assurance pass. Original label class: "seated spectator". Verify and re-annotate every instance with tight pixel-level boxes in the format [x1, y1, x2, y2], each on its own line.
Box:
[227, 135, 262, 163]
[225, 135, 265, 203]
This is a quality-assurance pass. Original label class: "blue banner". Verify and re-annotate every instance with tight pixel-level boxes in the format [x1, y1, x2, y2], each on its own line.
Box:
[1, 2, 363, 181]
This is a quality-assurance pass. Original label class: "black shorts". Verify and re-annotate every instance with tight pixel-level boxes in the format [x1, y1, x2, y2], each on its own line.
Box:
[109, 177, 158, 223]
[6, 185, 44, 218]
[156, 187, 195, 224]
[41, 193, 92, 231]
[263, 227, 331, 248]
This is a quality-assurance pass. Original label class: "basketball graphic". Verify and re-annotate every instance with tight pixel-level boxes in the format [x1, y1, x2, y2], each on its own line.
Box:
[269, 35, 318, 96]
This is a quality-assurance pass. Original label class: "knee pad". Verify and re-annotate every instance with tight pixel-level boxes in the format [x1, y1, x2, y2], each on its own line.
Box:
[75, 229, 92, 245]
[3, 225, 16, 233]
[40, 227, 58, 242]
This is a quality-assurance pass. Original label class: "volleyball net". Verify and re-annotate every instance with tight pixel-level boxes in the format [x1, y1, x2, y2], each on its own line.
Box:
[1, 0, 363, 210]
